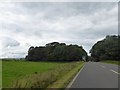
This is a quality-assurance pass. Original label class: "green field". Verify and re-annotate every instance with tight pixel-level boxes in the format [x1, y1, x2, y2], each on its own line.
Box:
[2, 60, 84, 88]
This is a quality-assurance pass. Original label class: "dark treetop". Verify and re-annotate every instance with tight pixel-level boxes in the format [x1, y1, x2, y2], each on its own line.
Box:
[26, 42, 87, 61]
[90, 35, 119, 62]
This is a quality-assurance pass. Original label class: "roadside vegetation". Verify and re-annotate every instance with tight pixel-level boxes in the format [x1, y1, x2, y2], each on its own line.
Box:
[2, 60, 84, 88]
[48, 61, 84, 88]
[90, 35, 119, 62]
[101, 60, 119, 66]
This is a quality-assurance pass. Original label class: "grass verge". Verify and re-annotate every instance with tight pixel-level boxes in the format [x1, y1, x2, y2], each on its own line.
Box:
[101, 60, 119, 66]
[47, 61, 85, 88]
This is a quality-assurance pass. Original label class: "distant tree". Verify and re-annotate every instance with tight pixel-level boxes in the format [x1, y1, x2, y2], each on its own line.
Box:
[26, 42, 87, 62]
[45, 42, 59, 47]
[90, 35, 119, 61]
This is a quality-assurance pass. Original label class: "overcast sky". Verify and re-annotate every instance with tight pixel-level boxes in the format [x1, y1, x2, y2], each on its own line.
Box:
[0, 2, 118, 58]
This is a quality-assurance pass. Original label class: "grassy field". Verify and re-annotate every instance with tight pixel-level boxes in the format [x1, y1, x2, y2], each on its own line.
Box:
[2, 60, 84, 88]
[101, 60, 119, 66]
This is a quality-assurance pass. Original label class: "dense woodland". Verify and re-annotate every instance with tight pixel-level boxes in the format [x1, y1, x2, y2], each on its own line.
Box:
[90, 35, 119, 62]
[26, 35, 119, 62]
[26, 42, 87, 61]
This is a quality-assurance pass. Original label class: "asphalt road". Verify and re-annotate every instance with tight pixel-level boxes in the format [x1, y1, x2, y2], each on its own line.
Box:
[69, 62, 119, 88]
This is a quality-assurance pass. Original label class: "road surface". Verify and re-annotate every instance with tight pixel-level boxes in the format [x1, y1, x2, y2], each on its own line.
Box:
[69, 62, 119, 88]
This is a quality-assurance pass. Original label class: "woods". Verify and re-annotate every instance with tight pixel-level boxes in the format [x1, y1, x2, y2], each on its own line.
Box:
[90, 35, 119, 62]
[26, 35, 119, 62]
[26, 42, 87, 61]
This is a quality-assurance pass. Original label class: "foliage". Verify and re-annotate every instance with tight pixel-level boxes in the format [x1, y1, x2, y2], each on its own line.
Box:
[101, 60, 119, 66]
[90, 35, 119, 61]
[26, 42, 87, 61]
[48, 62, 84, 88]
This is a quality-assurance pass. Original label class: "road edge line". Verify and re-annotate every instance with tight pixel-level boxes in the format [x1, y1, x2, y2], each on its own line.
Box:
[66, 63, 85, 88]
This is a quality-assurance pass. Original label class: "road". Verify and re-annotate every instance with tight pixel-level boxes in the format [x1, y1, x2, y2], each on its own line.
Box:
[69, 62, 119, 88]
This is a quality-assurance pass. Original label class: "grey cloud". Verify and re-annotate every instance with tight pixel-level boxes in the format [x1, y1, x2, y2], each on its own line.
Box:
[1, 22, 23, 33]
[1, 52, 26, 58]
[2, 37, 20, 48]
[0, 2, 118, 58]
[20, 2, 117, 15]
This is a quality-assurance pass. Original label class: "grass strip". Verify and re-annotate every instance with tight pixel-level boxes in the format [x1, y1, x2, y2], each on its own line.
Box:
[101, 60, 119, 66]
[47, 62, 85, 88]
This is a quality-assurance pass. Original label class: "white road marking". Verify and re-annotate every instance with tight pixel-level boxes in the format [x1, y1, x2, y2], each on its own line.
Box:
[100, 65, 106, 68]
[67, 64, 85, 88]
[110, 69, 120, 75]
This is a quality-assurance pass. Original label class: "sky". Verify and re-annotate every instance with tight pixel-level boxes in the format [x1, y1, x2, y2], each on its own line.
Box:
[0, 2, 118, 58]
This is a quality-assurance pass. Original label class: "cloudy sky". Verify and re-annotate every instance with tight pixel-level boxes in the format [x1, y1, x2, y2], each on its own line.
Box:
[0, 2, 118, 58]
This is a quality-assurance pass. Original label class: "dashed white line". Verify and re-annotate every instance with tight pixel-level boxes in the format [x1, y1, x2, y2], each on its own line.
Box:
[110, 69, 120, 75]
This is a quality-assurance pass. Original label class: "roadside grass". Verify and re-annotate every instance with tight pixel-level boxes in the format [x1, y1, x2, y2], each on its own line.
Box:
[11, 61, 84, 88]
[47, 61, 84, 88]
[101, 60, 119, 66]
[2, 60, 66, 87]
[2, 60, 84, 88]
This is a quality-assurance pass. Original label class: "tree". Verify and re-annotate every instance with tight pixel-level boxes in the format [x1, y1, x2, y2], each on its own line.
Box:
[45, 42, 59, 47]
[90, 35, 119, 62]
[26, 42, 88, 62]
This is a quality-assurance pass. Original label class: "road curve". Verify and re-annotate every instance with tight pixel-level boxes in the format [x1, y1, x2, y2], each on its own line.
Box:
[69, 62, 119, 88]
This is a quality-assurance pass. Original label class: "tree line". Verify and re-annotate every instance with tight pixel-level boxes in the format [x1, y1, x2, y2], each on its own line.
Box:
[26, 42, 87, 61]
[26, 35, 119, 62]
[90, 35, 119, 62]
